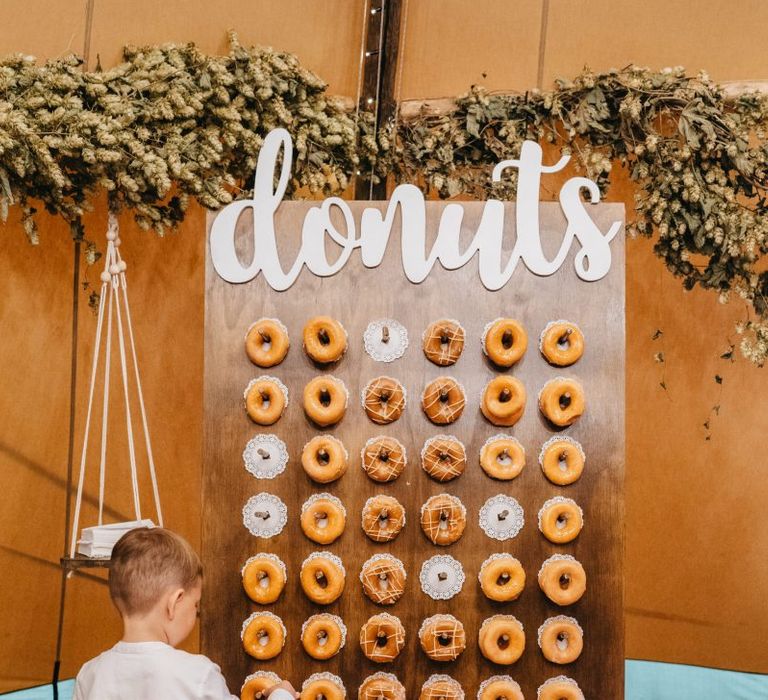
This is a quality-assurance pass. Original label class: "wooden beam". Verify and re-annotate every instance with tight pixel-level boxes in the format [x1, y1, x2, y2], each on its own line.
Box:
[354, 0, 405, 200]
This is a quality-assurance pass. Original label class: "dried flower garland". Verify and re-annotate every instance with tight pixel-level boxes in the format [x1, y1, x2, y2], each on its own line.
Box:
[0, 40, 765, 364]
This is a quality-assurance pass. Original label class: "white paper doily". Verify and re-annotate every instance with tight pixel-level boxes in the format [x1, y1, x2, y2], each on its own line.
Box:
[479, 495, 524, 540]
[242, 493, 288, 537]
[240, 552, 287, 578]
[477, 676, 522, 700]
[419, 554, 465, 600]
[537, 615, 583, 646]
[240, 611, 287, 642]
[422, 674, 464, 700]
[364, 319, 409, 362]
[538, 435, 585, 466]
[537, 677, 584, 700]
[301, 613, 348, 650]
[537, 496, 584, 529]
[241, 670, 281, 693]
[301, 550, 346, 576]
[243, 375, 289, 406]
[243, 434, 289, 479]
[303, 672, 347, 698]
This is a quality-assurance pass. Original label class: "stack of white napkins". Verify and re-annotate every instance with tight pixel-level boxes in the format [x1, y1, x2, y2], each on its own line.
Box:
[76, 519, 156, 558]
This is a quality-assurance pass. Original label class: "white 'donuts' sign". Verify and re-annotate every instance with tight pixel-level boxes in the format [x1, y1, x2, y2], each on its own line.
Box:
[210, 129, 622, 291]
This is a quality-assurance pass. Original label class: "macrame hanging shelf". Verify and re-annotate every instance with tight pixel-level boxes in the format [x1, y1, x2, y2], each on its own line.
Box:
[63, 213, 163, 568]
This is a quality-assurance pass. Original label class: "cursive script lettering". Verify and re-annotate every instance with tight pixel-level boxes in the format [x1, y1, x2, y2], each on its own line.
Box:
[209, 129, 621, 290]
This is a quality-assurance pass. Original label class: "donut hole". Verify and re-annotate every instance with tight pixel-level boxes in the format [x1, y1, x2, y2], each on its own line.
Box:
[496, 633, 510, 650]
[257, 630, 270, 646]
[557, 328, 573, 350]
[376, 632, 389, 647]
[316, 694, 327, 700]
[376, 572, 391, 591]
[501, 329, 514, 349]
[559, 573, 571, 589]
[316, 448, 330, 465]
[438, 388, 450, 403]
[558, 392, 572, 410]
[318, 388, 332, 407]
[496, 571, 511, 587]
[378, 448, 391, 462]
[317, 630, 329, 646]
[556, 631, 569, 650]
[497, 387, 512, 403]
[257, 572, 270, 589]
[377, 390, 392, 406]
[317, 328, 331, 346]
[314, 570, 329, 589]
[558, 451, 569, 472]
[495, 449, 512, 466]
[259, 391, 272, 408]
[556, 513, 569, 529]
[438, 510, 450, 529]
[314, 511, 329, 529]
[437, 632, 453, 647]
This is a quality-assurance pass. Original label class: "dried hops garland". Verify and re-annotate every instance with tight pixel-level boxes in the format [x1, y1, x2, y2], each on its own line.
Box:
[383, 67, 768, 365]
[0, 32, 377, 241]
[0, 44, 765, 364]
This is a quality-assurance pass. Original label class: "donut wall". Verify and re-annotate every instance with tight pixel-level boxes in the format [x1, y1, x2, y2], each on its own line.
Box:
[202, 197, 625, 700]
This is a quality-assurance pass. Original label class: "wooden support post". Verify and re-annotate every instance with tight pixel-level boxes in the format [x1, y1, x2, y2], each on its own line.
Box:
[355, 0, 404, 200]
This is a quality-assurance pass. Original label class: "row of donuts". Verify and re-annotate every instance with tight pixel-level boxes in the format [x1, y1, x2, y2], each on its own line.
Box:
[243, 552, 585, 607]
[244, 374, 585, 427]
[245, 433, 586, 486]
[244, 493, 583, 545]
[242, 671, 585, 700]
[241, 609, 584, 665]
[246, 317, 584, 368]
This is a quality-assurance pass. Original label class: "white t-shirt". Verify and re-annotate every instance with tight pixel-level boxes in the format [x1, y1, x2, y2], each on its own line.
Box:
[73, 641, 238, 699]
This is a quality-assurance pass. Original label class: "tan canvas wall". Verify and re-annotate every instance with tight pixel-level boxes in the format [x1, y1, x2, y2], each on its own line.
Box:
[0, 0, 766, 691]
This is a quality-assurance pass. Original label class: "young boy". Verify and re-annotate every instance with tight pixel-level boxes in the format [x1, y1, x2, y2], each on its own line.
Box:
[74, 527, 297, 700]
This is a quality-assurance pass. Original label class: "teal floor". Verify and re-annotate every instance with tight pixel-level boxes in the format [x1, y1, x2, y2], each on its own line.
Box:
[4, 661, 768, 698]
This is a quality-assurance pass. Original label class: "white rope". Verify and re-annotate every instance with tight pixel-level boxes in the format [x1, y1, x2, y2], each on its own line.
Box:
[97, 257, 114, 526]
[115, 244, 163, 526]
[111, 245, 142, 521]
[68, 264, 109, 558]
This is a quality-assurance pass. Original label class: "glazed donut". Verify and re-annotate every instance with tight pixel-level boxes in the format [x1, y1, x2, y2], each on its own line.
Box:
[537, 676, 584, 700]
[479, 435, 525, 481]
[361, 436, 407, 482]
[422, 377, 466, 425]
[419, 614, 466, 662]
[540, 320, 585, 367]
[245, 318, 290, 368]
[423, 319, 465, 366]
[478, 615, 525, 665]
[420, 675, 464, 700]
[539, 436, 585, 486]
[301, 613, 347, 660]
[538, 554, 586, 606]
[244, 376, 288, 425]
[483, 318, 528, 367]
[481, 377, 526, 427]
[362, 377, 406, 424]
[241, 671, 281, 700]
[303, 375, 348, 427]
[241, 553, 287, 605]
[303, 316, 348, 364]
[360, 554, 406, 605]
[300, 552, 346, 605]
[537, 616, 583, 664]
[359, 613, 406, 663]
[302, 673, 347, 700]
[358, 673, 405, 700]
[421, 435, 466, 482]
[538, 497, 584, 544]
[476, 676, 524, 700]
[241, 612, 286, 660]
[361, 495, 406, 543]
[478, 554, 526, 602]
[301, 435, 349, 483]
[300, 493, 347, 545]
[538, 377, 585, 427]
[420, 494, 467, 546]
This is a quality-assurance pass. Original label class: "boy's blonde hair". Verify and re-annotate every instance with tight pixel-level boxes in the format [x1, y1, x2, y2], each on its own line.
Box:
[109, 527, 202, 616]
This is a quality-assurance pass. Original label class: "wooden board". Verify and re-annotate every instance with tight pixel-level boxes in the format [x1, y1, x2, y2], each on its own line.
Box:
[202, 201, 625, 699]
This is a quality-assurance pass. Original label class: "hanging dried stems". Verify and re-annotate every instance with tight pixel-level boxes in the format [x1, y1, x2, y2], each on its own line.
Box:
[382, 67, 768, 366]
[0, 44, 765, 364]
